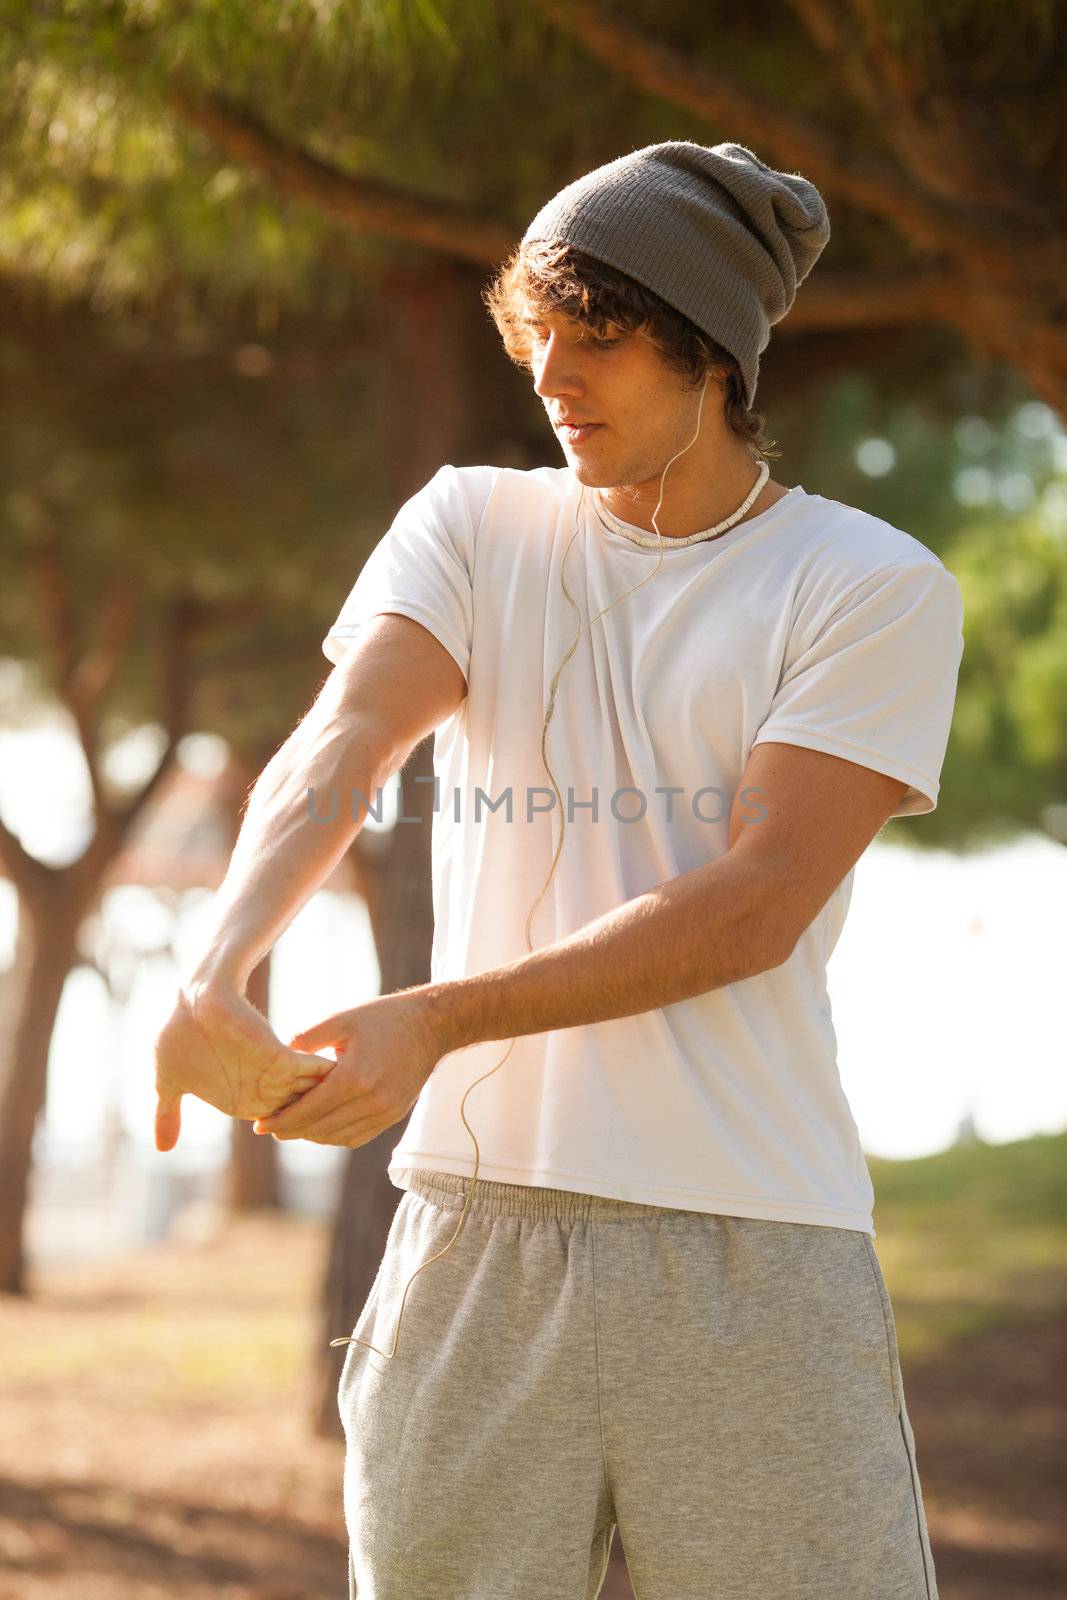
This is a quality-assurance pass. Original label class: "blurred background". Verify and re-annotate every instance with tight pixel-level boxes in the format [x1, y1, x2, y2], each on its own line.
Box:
[0, 3, 1064, 1597]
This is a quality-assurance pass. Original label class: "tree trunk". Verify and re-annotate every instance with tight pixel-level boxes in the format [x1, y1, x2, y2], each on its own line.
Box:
[219, 747, 283, 1213]
[310, 734, 437, 1436]
[225, 950, 282, 1212]
[310, 256, 486, 1441]
[0, 890, 82, 1295]
[0, 902, 35, 1101]
[303, 254, 640, 1590]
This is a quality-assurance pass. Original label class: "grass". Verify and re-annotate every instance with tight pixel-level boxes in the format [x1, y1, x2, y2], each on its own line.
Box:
[4, 1208, 332, 1404]
[8, 1131, 1064, 1397]
[1, 1135, 1063, 1597]
[868, 1128, 1067, 1361]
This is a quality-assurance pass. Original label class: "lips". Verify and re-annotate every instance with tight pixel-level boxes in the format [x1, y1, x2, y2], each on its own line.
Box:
[556, 421, 602, 442]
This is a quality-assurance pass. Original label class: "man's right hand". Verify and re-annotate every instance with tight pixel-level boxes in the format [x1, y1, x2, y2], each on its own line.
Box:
[153, 980, 333, 1152]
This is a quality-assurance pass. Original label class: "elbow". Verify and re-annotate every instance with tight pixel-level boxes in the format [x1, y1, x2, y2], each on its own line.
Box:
[757, 929, 797, 974]
[697, 856, 798, 985]
[760, 901, 800, 972]
[731, 904, 797, 981]
[734, 935, 795, 982]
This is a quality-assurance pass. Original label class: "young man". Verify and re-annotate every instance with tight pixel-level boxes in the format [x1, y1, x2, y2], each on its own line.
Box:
[154, 142, 963, 1598]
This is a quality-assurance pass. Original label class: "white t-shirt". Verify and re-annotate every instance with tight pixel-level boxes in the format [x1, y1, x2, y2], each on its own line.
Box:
[322, 464, 965, 1236]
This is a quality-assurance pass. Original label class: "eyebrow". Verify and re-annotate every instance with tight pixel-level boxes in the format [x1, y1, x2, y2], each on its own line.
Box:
[519, 313, 580, 333]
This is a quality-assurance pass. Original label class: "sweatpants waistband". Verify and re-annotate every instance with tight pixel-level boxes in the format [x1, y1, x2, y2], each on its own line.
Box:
[395, 1166, 707, 1224]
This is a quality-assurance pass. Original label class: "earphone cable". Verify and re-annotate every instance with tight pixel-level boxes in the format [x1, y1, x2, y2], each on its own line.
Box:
[330, 371, 766, 1361]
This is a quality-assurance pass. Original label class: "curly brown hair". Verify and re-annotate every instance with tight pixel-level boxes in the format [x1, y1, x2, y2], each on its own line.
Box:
[482, 238, 781, 462]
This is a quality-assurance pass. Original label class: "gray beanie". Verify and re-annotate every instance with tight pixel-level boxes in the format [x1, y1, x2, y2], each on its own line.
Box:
[520, 140, 830, 409]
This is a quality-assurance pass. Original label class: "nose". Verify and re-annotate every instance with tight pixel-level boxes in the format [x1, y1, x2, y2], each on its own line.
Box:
[532, 331, 584, 402]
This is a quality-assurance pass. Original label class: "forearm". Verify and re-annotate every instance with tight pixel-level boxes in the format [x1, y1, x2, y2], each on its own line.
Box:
[186, 706, 393, 993]
[425, 852, 791, 1052]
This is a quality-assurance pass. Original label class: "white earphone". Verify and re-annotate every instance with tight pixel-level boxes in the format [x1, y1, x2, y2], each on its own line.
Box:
[332, 369, 762, 1362]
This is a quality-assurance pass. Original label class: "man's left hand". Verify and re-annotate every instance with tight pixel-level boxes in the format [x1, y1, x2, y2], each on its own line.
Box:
[253, 988, 448, 1147]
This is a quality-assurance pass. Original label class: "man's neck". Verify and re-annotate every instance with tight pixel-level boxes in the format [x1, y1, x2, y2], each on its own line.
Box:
[596, 469, 789, 540]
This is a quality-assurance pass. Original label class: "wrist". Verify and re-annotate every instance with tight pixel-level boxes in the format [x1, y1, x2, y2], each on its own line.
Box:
[185, 957, 249, 997]
[413, 978, 480, 1059]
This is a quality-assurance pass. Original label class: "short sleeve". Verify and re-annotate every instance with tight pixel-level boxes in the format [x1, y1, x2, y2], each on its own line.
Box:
[751, 560, 965, 819]
[322, 464, 475, 684]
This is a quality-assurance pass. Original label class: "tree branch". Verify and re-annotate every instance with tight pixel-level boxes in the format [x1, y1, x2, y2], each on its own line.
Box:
[536, 0, 1054, 278]
[71, 573, 136, 706]
[0, 815, 54, 908]
[111, 591, 199, 837]
[779, 265, 959, 329]
[80, 592, 200, 886]
[28, 531, 105, 816]
[166, 84, 514, 267]
[789, 0, 1040, 214]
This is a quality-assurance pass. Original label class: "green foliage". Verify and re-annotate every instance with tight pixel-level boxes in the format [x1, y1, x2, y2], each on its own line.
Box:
[776, 364, 1067, 849]
[0, 0, 1063, 840]
[872, 1128, 1067, 1228]
[0, 55, 366, 314]
[0, 289, 391, 748]
[868, 1130, 1067, 1358]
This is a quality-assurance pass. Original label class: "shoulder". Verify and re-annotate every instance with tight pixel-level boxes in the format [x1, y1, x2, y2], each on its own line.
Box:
[439, 462, 572, 511]
[419, 463, 573, 545]
[784, 492, 962, 644]
[795, 490, 949, 578]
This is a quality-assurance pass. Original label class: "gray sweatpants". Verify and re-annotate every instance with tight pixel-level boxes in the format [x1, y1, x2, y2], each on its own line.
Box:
[337, 1168, 938, 1599]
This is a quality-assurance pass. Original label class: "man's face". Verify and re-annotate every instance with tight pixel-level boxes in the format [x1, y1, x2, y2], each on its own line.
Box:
[525, 308, 712, 490]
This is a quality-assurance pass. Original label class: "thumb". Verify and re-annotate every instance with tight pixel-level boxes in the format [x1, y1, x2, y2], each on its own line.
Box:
[155, 1089, 183, 1153]
[288, 1011, 354, 1055]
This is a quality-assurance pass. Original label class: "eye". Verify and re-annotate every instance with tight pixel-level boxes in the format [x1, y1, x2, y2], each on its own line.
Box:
[582, 324, 623, 348]
[523, 320, 621, 351]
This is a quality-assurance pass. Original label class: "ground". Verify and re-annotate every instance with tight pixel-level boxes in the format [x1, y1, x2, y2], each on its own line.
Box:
[0, 1192, 1063, 1599]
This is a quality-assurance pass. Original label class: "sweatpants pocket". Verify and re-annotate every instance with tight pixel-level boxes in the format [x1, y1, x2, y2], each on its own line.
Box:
[861, 1231, 905, 1415]
[898, 1394, 938, 1600]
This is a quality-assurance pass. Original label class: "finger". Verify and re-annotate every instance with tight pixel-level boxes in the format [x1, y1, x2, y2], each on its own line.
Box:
[258, 1050, 334, 1109]
[155, 1090, 182, 1152]
[288, 1013, 354, 1053]
[252, 1086, 309, 1134]
[306, 1116, 381, 1148]
[298, 1047, 337, 1070]
[288, 1046, 336, 1084]
[280, 1103, 379, 1145]
[305, 1105, 383, 1144]
[254, 1077, 347, 1135]
[293, 1070, 333, 1092]
[256, 1071, 333, 1126]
